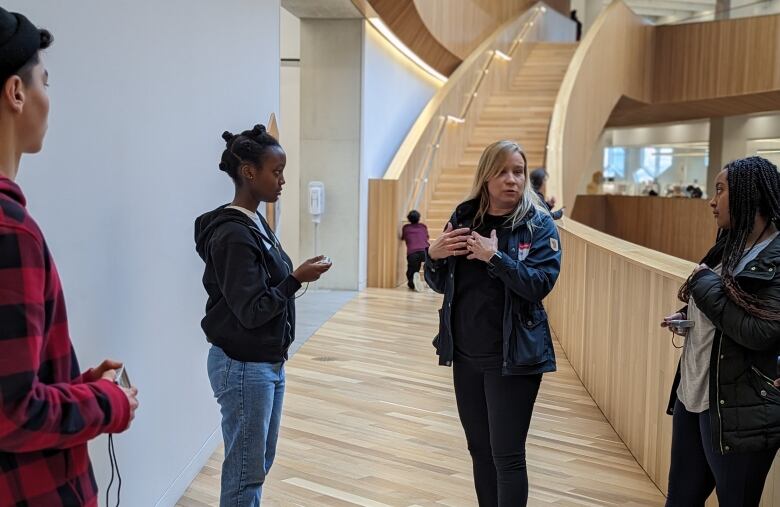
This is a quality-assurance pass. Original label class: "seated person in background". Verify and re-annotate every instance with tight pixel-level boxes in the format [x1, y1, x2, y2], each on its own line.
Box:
[529, 168, 564, 220]
[400, 210, 429, 290]
[586, 171, 604, 195]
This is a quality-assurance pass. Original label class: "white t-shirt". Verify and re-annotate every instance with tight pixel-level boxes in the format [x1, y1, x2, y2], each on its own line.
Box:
[226, 205, 275, 251]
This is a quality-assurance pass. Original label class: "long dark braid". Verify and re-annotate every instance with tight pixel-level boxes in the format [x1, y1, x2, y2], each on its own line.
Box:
[678, 156, 780, 319]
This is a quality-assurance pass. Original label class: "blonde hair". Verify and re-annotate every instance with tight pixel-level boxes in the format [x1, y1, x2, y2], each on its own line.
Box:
[468, 140, 550, 232]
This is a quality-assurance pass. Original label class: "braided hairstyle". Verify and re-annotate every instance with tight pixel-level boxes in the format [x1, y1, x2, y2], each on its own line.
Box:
[218, 124, 281, 184]
[678, 156, 780, 319]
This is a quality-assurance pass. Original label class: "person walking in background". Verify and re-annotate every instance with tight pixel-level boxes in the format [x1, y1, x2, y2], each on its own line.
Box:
[195, 124, 332, 506]
[529, 168, 564, 220]
[0, 7, 138, 506]
[425, 140, 561, 506]
[661, 156, 780, 507]
[401, 209, 429, 290]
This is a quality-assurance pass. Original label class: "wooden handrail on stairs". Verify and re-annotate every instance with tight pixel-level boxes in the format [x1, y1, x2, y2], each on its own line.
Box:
[368, 2, 571, 288]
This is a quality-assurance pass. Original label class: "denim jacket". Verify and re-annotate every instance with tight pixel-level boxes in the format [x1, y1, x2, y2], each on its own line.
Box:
[424, 199, 562, 375]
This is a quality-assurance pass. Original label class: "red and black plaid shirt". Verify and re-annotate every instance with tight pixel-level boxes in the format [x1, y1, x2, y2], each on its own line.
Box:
[0, 178, 129, 507]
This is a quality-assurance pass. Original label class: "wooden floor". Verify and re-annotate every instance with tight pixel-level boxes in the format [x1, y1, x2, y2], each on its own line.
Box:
[177, 288, 665, 506]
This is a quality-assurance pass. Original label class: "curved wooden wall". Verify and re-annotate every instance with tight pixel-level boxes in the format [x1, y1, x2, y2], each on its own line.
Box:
[546, 0, 652, 209]
[547, 1, 780, 502]
[365, 0, 462, 76]
[546, 219, 689, 496]
[571, 195, 717, 263]
[413, 0, 570, 59]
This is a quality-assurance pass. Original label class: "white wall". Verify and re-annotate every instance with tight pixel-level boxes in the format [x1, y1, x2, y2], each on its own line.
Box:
[5, 1, 280, 505]
[359, 23, 440, 288]
[722, 112, 780, 163]
[610, 120, 710, 146]
[538, 5, 578, 41]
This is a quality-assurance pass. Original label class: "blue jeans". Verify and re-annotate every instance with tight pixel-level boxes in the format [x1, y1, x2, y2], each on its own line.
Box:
[666, 399, 777, 506]
[207, 346, 286, 507]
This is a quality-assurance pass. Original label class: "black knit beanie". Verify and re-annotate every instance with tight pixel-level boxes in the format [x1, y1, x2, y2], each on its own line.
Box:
[0, 7, 45, 83]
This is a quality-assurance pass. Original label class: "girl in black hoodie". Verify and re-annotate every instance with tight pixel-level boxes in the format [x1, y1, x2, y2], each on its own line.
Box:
[194, 125, 330, 505]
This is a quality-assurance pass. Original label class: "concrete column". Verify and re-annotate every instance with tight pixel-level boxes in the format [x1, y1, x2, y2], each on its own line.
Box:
[299, 19, 363, 289]
[716, 0, 731, 19]
[707, 117, 724, 196]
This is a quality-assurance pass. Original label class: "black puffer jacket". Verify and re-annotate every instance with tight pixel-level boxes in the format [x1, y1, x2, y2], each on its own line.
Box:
[667, 235, 780, 454]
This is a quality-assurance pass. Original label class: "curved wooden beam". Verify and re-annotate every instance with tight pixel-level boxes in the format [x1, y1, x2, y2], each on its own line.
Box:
[366, 0, 462, 76]
[414, 0, 571, 59]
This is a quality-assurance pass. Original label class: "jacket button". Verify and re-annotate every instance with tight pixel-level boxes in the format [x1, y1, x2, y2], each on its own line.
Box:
[761, 390, 768, 397]
[770, 267, 775, 272]
[720, 399, 725, 405]
[527, 321, 533, 326]
[720, 354, 724, 359]
[450, 273, 454, 278]
[751, 266, 757, 271]
[724, 445, 730, 452]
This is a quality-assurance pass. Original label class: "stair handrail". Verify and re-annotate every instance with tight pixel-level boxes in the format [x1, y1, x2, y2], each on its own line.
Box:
[383, 2, 556, 223]
[408, 12, 544, 214]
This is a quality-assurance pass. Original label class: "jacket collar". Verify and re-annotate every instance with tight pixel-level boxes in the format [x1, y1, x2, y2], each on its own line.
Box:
[453, 198, 536, 231]
[0, 177, 26, 207]
[736, 231, 780, 281]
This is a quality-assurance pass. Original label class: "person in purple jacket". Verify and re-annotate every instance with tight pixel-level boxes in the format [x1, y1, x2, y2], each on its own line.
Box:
[400, 210, 429, 290]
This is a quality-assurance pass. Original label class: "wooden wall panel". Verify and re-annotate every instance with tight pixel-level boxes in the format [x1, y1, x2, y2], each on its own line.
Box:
[607, 14, 780, 127]
[572, 195, 717, 263]
[367, 0, 462, 76]
[546, 220, 692, 493]
[367, 179, 400, 288]
[653, 14, 780, 104]
[413, 0, 570, 59]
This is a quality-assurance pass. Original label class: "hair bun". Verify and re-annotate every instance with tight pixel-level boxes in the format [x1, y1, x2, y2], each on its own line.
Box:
[218, 161, 230, 173]
[222, 131, 234, 143]
[251, 124, 266, 136]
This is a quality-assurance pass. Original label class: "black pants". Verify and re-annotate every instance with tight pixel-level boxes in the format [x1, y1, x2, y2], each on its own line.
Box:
[453, 359, 542, 507]
[666, 399, 778, 506]
[406, 251, 425, 288]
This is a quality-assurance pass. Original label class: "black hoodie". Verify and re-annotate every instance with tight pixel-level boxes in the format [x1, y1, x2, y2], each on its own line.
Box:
[194, 205, 301, 362]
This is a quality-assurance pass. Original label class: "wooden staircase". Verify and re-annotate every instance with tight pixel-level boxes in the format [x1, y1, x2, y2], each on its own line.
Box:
[426, 43, 577, 235]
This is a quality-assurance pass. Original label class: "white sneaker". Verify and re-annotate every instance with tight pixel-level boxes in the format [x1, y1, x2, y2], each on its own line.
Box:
[413, 273, 423, 292]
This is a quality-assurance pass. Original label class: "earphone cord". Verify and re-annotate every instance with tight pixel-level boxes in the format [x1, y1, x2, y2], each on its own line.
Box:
[106, 434, 122, 507]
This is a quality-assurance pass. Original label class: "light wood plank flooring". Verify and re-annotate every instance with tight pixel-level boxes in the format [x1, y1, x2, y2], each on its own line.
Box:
[177, 288, 665, 506]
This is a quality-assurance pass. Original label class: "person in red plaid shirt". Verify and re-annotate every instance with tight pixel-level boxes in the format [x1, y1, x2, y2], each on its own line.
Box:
[0, 7, 139, 507]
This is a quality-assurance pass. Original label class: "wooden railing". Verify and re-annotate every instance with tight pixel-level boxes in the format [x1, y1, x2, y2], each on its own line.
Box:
[368, 2, 571, 288]
[545, 1, 780, 503]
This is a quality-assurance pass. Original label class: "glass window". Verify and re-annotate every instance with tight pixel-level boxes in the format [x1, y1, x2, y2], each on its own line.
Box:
[603, 147, 626, 179]
[635, 147, 673, 183]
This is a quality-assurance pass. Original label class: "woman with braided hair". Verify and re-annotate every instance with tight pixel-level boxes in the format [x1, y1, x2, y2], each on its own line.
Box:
[661, 156, 780, 506]
[195, 124, 332, 505]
